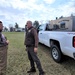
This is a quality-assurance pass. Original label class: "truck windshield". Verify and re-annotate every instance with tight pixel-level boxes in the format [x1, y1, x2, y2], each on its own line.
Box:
[39, 25, 45, 31]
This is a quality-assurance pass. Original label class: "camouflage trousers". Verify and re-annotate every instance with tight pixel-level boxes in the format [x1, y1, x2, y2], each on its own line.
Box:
[0, 46, 8, 75]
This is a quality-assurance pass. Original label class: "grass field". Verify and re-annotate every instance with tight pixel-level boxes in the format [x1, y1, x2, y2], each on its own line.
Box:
[3, 32, 75, 75]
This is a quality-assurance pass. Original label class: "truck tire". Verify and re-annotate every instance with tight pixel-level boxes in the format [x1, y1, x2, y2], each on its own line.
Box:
[51, 45, 63, 63]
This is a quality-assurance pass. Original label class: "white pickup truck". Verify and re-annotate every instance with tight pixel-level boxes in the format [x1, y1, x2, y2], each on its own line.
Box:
[38, 24, 75, 63]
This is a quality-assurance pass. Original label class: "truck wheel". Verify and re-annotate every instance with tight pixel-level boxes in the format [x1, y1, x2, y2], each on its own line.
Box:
[51, 45, 63, 63]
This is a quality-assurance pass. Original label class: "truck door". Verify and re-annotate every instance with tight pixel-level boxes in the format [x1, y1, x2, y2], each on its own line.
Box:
[42, 25, 50, 47]
[38, 25, 45, 44]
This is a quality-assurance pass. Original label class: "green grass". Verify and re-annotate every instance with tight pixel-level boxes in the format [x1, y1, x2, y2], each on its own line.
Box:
[3, 32, 75, 75]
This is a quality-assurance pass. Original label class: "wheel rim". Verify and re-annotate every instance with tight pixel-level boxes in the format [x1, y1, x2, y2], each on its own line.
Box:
[52, 48, 59, 60]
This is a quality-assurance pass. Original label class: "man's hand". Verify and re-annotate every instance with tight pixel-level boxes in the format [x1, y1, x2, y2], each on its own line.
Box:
[34, 47, 38, 53]
[6, 40, 9, 44]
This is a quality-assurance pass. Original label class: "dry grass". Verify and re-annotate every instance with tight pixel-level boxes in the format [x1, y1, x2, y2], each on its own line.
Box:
[3, 32, 75, 75]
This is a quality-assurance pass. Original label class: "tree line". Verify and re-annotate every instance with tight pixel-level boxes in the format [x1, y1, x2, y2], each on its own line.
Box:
[4, 21, 40, 32]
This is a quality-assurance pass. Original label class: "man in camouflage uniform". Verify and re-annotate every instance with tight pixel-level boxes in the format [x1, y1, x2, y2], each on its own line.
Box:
[0, 21, 9, 75]
[24, 21, 45, 75]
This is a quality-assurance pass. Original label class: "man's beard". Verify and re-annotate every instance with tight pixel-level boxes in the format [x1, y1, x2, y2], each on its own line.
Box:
[0, 29, 2, 32]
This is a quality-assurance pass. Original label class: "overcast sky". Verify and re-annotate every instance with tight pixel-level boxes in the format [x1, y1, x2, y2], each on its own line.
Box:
[0, 0, 75, 28]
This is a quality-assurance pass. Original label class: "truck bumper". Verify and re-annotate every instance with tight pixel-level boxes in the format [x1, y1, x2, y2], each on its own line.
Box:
[63, 47, 75, 59]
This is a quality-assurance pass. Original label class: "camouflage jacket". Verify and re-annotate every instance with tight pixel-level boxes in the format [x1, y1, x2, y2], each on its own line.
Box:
[0, 32, 8, 47]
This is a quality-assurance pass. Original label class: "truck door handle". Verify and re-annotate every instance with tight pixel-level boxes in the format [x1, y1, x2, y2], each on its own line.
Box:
[40, 33, 42, 34]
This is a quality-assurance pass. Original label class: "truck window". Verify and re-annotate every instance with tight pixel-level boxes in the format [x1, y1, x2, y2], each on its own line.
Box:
[39, 25, 45, 31]
[45, 24, 50, 31]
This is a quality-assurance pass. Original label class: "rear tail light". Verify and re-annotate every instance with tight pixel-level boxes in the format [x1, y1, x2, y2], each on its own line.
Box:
[73, 36, 75, 48]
